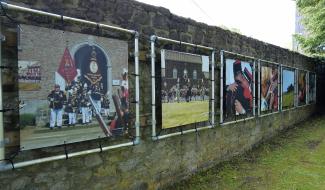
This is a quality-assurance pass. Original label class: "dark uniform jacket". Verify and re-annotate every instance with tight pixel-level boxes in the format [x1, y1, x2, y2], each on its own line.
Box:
[48, 90, 66, 109]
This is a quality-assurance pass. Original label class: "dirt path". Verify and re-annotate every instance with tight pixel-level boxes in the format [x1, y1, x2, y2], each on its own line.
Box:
[165, 115, 325, 190]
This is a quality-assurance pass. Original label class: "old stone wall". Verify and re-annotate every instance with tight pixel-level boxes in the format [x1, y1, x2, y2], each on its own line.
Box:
[0, 0, 318, 189]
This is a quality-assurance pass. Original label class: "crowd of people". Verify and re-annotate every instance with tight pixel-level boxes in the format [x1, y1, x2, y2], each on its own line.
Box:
[161, 78, 209, 103]
[48, 71, 129, 131]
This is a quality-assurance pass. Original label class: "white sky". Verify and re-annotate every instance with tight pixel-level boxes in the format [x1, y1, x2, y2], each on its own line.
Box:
[136, 0, 296, 49]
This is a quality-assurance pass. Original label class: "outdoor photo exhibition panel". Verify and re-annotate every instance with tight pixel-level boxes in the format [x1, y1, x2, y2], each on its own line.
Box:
[308, 72, 316, 104]
[281, 66, 296, 111]
[297, 70, 307, 107]
[220, 50, 256, 125]
[0, 1, 140, 169]
[258, 60, 280, 116]
[151, 36, 215, 140]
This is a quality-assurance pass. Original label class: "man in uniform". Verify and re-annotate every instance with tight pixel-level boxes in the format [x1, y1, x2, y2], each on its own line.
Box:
[48, 84, 66, 129]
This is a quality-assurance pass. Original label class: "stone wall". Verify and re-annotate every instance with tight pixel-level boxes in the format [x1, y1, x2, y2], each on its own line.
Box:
[0, 0, 318, 189]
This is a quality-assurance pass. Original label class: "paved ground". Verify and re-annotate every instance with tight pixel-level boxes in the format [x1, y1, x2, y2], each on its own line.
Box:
[165, 114, 325, 190]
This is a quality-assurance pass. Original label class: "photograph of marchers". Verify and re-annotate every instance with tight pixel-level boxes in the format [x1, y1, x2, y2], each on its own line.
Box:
[260, 65, 279, 112]
[282, 69, 295, 109]
[160, 50, 209, 129]
[224, 59, 253, 121]
[309, 73, 316, 103]
[298, 70, 307, 106]
[19, 24, 131, 150]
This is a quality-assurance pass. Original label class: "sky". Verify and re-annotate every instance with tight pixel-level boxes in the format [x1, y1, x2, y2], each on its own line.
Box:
[136, 0, 296, 49]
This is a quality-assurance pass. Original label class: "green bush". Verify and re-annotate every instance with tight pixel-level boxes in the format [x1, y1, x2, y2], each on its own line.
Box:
[20, 114, 36, 127]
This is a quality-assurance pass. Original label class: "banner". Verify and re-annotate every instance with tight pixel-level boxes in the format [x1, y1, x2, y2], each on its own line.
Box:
[224, 59, 254, 121]
[19, 24, 129, 150]
[298, 70, 307, 106]
[260, 65, 279, 112]
[160, 50, 209, 129]
[282, 69, 295, 109]
[309, 73, 316, 103]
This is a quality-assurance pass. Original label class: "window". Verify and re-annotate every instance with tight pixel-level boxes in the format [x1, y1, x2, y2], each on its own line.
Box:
[193, 70, 197, 80]
[173, 68, 177, 79]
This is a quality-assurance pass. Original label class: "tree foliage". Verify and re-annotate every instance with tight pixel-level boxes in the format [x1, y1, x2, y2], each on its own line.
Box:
[295, 0, 325, 57]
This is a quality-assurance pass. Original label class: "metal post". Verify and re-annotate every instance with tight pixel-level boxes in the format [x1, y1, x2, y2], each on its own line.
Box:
[278, 65, 283, 111]
[257, 60, 261, 116]
[220, 51, 224, 124]
[150, 35, 157, 139]
[0, 22, 4, 162]
[295, 69, 298, 107]
[278, 65, 281, 111]
[253, 60, 256, 116]
[211, 50, 215, 126]
[306, 72, 309, 105]
[134, 32, 140, 144]
[315, 73, 317, 104]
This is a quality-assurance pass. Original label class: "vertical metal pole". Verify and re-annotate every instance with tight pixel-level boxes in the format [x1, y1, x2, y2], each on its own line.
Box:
[314, 73, 317, 103]
[257, 60, 261, 116]
[278, 65, 283, 111]
[150, 36, 157, 139]
[306, 72, 309, 104]
[277, 65, 280, 111]
[295, 69, 298, 107]
[211, 50, 215, 126]
[253, 60, 256, 116]
[134, 32, 140, 144]
[0, 23, 4, 162]
[220, 51, 224, 124]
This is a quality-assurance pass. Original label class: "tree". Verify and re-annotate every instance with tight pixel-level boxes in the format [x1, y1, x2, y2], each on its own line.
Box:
[295, 0, 325, 57]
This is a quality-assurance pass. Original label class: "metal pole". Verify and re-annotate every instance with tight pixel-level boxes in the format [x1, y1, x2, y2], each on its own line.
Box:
[315, 73, 317, 104]
[134, 32, 140, 144]
[156, 36, 213, 51]
[257, 60, 261, 116]
[0, 22, 4, 163]
[279, 65, 283, 112]
[220, 51, 224, 124]
[253, 60, 256, 116]
[295, 69, 298, 107]
[211, 50, 215, 126]
[150, 35, 157, 139]
[306, 72, 309, 105]
[222, 50, 256, 60]
[1, 2, 135, 35]
[277, 64, 280, 111]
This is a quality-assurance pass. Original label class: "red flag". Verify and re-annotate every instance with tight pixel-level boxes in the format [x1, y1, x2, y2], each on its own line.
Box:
[57, 47, 77, 83]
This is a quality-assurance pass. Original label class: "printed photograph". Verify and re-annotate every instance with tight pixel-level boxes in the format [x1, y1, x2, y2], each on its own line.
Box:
[261, 65, 279, 112]
[309, 73, 316, 103]
[19, 24, 130, 150]
[282, 69, 295, 109]
[161, 50, 209, 129]
[224, 59, 253, 121]
[298, 71, 307, 106]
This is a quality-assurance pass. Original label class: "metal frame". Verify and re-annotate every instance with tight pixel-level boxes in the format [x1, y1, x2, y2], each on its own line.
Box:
[0, 23, 3, 163]
[150, 35, 215, 141]
[296, 69, 309, 107]
[281, 66, 297, 111]
[219, 50, 257, 125]
[0, 2, 140, 171]
[257, 59, 280, 117]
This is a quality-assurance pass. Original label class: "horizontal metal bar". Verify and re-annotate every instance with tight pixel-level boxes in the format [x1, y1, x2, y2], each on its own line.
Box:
[221, 50, 256, 60]
[155, 125, 213, 140]
[258, 111, 279, 118]
[1, 2, 135, 35]
[282, 65, 297, 70]
[258, 59, 280, 66]
[156, 36, 214, 51]
[221, 116, 255, 126]
[0, 141, 134, 171]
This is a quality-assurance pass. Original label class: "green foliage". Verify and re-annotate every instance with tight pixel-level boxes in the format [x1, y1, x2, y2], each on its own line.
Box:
[19, 114, 36, 127]
[295, 0, 325, 57]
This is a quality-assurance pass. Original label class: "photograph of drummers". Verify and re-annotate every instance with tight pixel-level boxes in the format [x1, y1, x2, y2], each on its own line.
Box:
[47, 84, 67, 129]
[261, 66, 279, 112]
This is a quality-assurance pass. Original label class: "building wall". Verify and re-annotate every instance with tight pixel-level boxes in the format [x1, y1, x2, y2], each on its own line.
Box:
[0, 0, 318, 189]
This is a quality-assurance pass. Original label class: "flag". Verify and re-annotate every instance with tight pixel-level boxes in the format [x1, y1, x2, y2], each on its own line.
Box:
[57, 47, 77, 84]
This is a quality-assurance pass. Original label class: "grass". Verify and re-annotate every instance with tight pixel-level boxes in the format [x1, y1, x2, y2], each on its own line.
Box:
[162, 100, 209, 129]
[283, 91, 294, 109]
[165, 115, 325, 190]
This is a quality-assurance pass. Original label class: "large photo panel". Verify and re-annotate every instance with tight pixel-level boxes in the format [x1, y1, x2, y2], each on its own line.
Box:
[260, 64, 279, 113]
[19, 24, 130, 150]
[282, 68, 295, 110]
[224, 58, 254, 122]
[161, 50, 210, 129]
[309, 73, 316, 103]
[298, 70, 307, 106]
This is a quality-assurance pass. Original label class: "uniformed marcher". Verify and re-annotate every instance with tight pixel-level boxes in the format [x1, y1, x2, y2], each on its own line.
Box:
[48, 84, 66, 129]
[65, 91, 77, 126]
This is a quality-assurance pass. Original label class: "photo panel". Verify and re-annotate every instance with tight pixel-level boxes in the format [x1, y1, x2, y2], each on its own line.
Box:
[282, 68, 295, 110]
[19, 24, 130, 150]
[260, 63, 279, 113]
[308, 73, 316, 104]
[223, 56, 254, 122]
[160, 50, 210, 129]
[298, 70, 307, 106]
